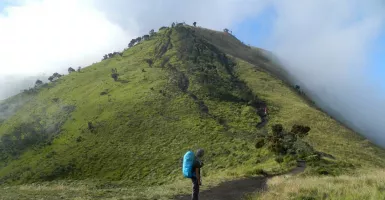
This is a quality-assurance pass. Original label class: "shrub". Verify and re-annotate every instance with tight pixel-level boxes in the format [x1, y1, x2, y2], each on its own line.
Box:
[149, 29, 155, 37]
[257, 124, 315, 158]
[76, 136, 84, 142]
[111, 68, 119, 81]
[128, 39, 136, 47]
[144, 58, 153, 67]
[275, 156, 284, 163]
[88, 122, 95, 132]
[291, 124, 311, 138]
[272, 124, 284, 137]
[255, 138, 265, 149]
[35, 80, 43, 87]
[68, 67, 75, 73]
[142, 35, 150, 40]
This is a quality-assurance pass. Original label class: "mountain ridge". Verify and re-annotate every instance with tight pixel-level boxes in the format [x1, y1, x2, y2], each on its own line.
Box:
[0, 24, 384, 199]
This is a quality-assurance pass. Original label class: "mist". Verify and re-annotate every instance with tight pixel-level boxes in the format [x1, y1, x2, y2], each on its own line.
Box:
[1, 0, 385, 146]
[0, 0, 132, 100]
[267, 0, 385, 146]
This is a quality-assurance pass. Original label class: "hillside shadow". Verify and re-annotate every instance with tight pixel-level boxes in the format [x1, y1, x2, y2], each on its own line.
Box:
[174, 161, 306, 200]
[174, 176, 267, 200]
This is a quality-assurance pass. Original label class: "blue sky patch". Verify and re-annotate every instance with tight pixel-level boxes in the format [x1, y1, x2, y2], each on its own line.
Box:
[368, 27, 385, 89]
[231, 5, 276, 50]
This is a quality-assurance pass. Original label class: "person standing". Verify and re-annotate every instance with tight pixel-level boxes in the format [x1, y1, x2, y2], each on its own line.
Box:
[191, 149, 204, 200]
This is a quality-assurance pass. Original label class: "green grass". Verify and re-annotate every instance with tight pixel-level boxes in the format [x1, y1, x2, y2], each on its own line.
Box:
[0, 24, 384, 199]
[234, 58, 385, 168]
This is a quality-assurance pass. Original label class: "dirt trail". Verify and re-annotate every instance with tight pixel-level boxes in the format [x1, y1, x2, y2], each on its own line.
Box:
[174, 161, 306, 200]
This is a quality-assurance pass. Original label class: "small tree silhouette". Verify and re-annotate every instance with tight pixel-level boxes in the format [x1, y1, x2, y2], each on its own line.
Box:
[144, 58, 153, 67]
[53, 72, 61, 78]
[128, 39, 136, 48]
[35, 79, 43, 87]
[68, 67, 75, 73]
[193, 22, 197, 27]
[48, 73, 62, 82]
[142, 35, 150, 40]
[48, 76, 54, 82]
[149, 29, 155, 37]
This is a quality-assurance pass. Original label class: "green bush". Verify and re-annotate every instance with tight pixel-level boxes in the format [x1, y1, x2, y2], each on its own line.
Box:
[258, 124, 315, 158]
[275, 156, 284, 163]
[255, 138, 265, 149]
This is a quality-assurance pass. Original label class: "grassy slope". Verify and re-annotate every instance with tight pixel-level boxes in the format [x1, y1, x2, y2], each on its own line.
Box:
[193, 27, 292, 84]
[0, 26, 286, 199]
[194, 26, 385, 168]
[235, 59, 385, 168]
[0, 25, 384, 199]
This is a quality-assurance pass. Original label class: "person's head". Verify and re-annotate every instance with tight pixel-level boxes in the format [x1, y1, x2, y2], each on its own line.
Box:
[196, 148, 204, 158]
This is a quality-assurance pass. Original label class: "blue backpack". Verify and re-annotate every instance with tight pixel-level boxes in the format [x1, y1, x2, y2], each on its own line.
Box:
[182, 151, 195, 178]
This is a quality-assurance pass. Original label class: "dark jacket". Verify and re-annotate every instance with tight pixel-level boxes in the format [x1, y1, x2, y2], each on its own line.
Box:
[192, 157, 203, 178]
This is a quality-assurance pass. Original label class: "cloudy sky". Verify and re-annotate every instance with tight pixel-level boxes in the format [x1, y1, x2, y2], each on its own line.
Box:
[1, 0, 385, 146]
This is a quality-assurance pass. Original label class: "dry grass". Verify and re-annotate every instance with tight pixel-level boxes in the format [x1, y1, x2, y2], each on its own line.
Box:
[254, 169, 385, 200]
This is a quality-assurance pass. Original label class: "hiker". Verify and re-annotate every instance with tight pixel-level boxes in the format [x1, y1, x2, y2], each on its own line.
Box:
[256, 106, 268, 128]
[191, 149, 204, 200]
[257, 106, 268, 119]
[262, 107, 268, 118]
[183, 149, 205, 200]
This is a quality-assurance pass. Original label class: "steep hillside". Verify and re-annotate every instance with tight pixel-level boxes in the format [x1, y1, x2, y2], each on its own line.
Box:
[192, 27, 292, 84]
[0, 24, 385, 199]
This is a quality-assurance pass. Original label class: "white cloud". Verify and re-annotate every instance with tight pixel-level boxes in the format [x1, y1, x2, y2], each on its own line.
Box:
[0, 0, 130, 77]
[93, 0, 269, 33]
[267, 0, 385, 145]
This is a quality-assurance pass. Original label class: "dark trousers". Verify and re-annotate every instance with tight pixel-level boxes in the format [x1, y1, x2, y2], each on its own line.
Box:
[191, 177, 199, 200]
